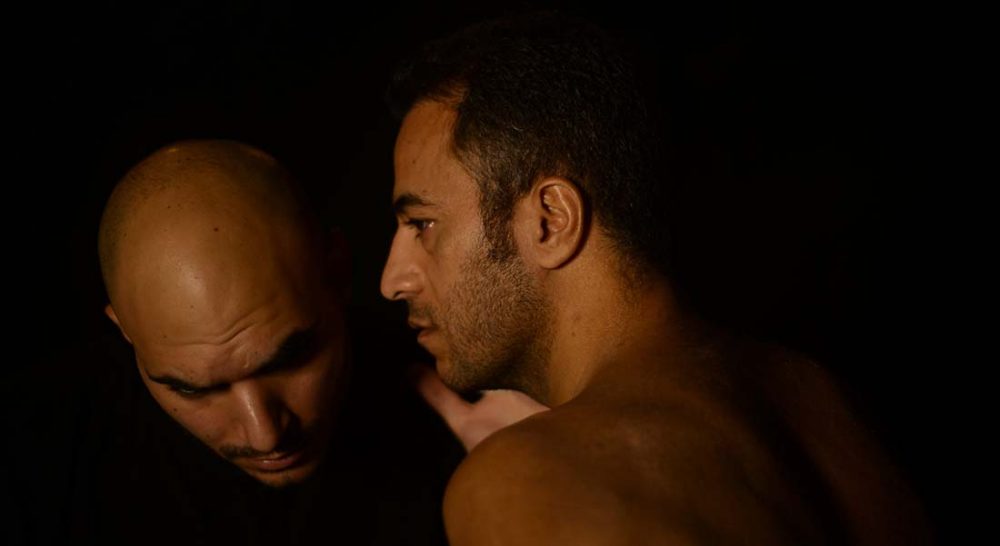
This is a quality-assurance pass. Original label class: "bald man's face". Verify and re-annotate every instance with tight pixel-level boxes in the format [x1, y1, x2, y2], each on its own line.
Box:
[115, 283, 345, 487]
[107, 222, 347, 488]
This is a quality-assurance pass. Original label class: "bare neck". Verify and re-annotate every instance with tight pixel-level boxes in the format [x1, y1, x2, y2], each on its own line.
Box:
[542, 268, 693, 406]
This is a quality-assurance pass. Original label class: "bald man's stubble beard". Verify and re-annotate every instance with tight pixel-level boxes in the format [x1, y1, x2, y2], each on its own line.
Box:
[418, 247, 552, 401]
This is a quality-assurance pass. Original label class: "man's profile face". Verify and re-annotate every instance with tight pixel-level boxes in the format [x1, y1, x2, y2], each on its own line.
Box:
[111, 235, 347, 487]
[381, 100, 547, 393]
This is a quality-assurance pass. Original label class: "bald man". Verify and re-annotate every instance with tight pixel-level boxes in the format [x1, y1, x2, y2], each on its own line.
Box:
[9, 139, 465, 545]
[99, 140, 347, 486]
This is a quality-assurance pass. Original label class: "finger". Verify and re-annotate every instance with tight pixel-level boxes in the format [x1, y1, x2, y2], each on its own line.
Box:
[411, 364, 472, 424]
[478, 390, 550, 419]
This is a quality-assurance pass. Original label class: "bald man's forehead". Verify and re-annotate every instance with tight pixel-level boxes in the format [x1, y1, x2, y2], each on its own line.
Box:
[118, 230, 321, 333]
[121, 252, 332, 377]
[133, 300, 328, 389]
[109, 176, 317, 278]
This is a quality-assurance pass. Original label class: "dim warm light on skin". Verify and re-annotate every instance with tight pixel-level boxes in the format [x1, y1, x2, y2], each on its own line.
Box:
[381, 98, 551, 452]
[382, 100, 553, 399]
[380, 104, 489, 384]
[381, 99, 932, 546]
[101, 141, 348, 487]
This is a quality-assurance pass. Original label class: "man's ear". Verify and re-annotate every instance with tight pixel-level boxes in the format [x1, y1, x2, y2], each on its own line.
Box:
[104, 304, 133, 345]
[514, 177, 586, 270]
[326, 228, 351, 302]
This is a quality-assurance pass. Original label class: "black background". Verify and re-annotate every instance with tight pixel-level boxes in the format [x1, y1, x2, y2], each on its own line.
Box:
[9, 0, 950, 541]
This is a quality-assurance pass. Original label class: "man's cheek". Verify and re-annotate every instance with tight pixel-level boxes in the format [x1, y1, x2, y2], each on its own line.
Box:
[152, 393, 223, 444]
[289, 366, 335, 416]
[150, 388, 188, 421]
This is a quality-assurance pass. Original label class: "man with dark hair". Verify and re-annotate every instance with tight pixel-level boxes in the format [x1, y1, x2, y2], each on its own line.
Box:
[382, 13, 930, 545]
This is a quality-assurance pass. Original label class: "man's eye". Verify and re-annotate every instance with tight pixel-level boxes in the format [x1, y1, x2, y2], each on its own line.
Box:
[406, 219, 434, 234]
[169, 385, 207, 398]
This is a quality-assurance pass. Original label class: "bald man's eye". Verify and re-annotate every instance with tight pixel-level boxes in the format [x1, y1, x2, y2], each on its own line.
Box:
[168, 384, 210, 399]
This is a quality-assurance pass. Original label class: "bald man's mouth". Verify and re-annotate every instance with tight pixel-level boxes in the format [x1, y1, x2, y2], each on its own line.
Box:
[232, 437, 312, 474]
[245, 446, 308, 473]
[222, 430, 312, 473]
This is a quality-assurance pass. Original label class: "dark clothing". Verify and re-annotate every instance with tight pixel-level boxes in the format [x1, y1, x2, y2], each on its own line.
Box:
[4, 313, 462, 546]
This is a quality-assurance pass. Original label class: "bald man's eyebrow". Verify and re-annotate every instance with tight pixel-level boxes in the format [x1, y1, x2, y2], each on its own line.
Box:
[147, 322, 321, 394]
[146, 374, 224, 394]
[253, 323, 320, 377]
[393, 193, 436, 216]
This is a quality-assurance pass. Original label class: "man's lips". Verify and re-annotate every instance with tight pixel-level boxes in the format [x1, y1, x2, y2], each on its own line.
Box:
[243, 445, 308, 473]
[408, 319, 433, 330]
[408, 319, 436, 343]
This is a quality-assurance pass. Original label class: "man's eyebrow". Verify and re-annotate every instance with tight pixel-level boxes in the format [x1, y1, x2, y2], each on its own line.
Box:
[393, 192, 436, 215]
[147, 373, 213, 392]
[254, 324, 320, 376]
[146, 322, 320, 392]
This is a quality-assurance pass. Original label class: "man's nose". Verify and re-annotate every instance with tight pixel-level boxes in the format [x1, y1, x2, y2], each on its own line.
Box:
[232, 381, 287, 454]
[381, 231, 421, 301]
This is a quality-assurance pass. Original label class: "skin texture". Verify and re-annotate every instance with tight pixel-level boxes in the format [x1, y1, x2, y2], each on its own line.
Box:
[101, 140, 348, 487]
[383, 101, 552, 397]
[382, 101, 932, 545]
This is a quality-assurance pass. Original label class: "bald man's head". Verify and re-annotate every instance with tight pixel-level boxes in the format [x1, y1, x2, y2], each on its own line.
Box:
[99, 140, 348, 487]
[99, 140, 322, 304]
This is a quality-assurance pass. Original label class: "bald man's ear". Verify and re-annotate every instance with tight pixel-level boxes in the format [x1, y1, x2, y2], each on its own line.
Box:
[513, 177, 586, 269]
[104, 304, 133, 345]
[326, 228, 351, 303]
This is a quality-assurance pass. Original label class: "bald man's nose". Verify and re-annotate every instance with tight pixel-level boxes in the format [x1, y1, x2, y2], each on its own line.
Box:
[381, 232, 421, 301]
[232, 382, 286, 453]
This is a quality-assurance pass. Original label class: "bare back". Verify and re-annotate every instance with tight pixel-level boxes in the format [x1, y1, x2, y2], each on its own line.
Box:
[444, 335, 930, 546]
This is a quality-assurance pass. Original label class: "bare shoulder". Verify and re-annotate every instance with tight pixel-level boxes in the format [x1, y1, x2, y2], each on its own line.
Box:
[442, 411, 663, 546]
[444, 341, 931, 546]
[442, 399, 797, 546]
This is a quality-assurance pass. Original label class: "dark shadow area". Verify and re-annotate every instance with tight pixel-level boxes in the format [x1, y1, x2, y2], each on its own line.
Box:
[6, 1, 950, 543]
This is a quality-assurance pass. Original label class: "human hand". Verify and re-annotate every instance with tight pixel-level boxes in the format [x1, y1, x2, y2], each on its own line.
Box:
[412, 365, 549, 452]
